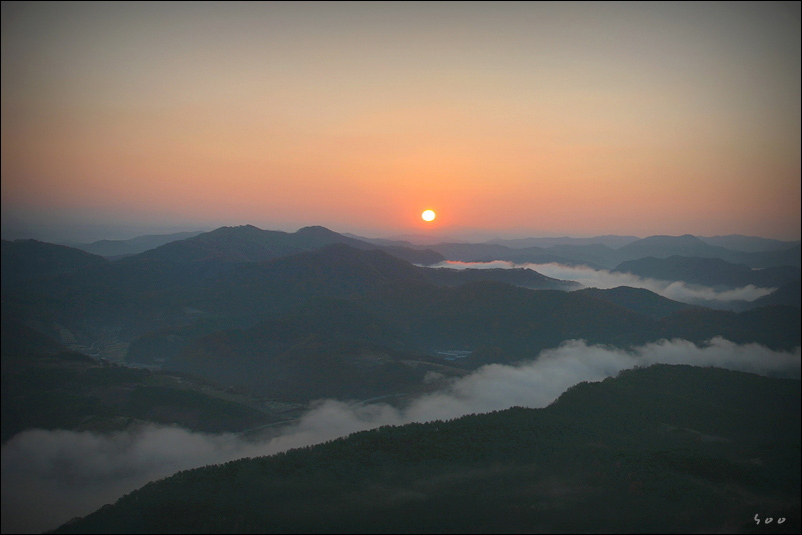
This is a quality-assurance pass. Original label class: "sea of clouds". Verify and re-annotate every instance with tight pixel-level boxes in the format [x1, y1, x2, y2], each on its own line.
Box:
[2, 337, 800, 533]
[434, 260, 777, 304]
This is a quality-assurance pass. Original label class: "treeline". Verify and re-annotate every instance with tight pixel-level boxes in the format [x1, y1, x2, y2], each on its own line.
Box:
[54, 365, 801, 534]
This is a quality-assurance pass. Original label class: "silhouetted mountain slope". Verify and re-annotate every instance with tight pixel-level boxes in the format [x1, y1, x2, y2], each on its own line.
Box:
[131, 224, 305, 265]
[172, 255, 801, 397]
[573, 286, 699, 319]
[170, 271, 801, 396]
[204, 253, 659, 361]
[0, 314, 66, 358]
[425, 241, 611, 268]
[162, 249, 669, 394]
[124, 315, 248, 366]
[390, 282, 660, 364]
[123, 248, 576, 367]
[659, 305, 801, 350]
[613, 255, 801, 288]
[6, 239, 798, 381]
[0, 350, 280, 444]
[130, 224, 444, 270]
[487, 234, 640, 249]
[426, 242, 515, 261]
[617, 234, 730, 260]
[501, 243, 614, 269]
[378, 245, 444, 265]
[50, 225, 422, 300]
[2, 228, 309, 334]
[429, 235, 802, 270]
[420, 266, 580, 290]
[1, 239, 107, 289]
[200, 243, 434, 319]
[0, 230, 445, 342]
[168, 298, 438, 401]
[699, 234, 800, 253]
[0, 312, 289, 443]
[68, 231, 205, 258]
[54, 365, 801, 534]
[618, 235, 801, 268]
[339, 232, 415, 247]
[741, 243, 802, 268]
[749, 279, 802, 309]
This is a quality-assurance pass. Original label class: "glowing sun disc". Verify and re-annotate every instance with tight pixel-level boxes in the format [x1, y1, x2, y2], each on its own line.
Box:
[421, 209, 436, 222]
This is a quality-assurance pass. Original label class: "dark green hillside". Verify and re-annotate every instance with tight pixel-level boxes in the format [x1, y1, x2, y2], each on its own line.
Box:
[168, 298, 446, 401]
[71, 231, 205, 258]
[488, 234, 640, 249]
[1, 314, 66, 357]
[6, 240, 800, 392]
[195, 243, 433, 319]
[574, 286, 698, 319]
[125, 316, 246, 365]
[659, 305, 802, 350]
[617, 236, 801, 268]
[366, 281, 799, 363]
[53, 365, 801, 534]
[1, 239, 107, 289]
[129, 224, 443, 271]
[376, 244, 444, 265]
[384, 282, 660, 365]
[420, 266, 580, 290]
[170, 278, 665, 398]
[505, 242, 616, 269]
[131, 224, 303, 265]
[616, 234, 732, 260]
[0, 349, 284, 442]
[428, 235, 802, 270]
[742, 243, 801, 269]
[700, 234, 799, 253]
[751, 279, 802, 309]
[0, 314, 290, 442]
[425, 242, 514, 262]
[1, 228, 443, 347]
[150, 248, 799, 398]
[613, 255, 800, 289]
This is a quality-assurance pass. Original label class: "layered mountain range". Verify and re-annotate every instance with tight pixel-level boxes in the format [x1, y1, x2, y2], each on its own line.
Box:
[400, 233, 801, 269]
[3, 224, 800, 534]
[52, 364, 800, 534]
[2, 225, 799, 404]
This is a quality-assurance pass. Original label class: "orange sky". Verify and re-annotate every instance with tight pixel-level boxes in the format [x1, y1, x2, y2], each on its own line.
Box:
[2, 2, 800, 242]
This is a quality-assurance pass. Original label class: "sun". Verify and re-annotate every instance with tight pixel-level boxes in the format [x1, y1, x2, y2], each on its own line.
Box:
[421, 209, 436, 222]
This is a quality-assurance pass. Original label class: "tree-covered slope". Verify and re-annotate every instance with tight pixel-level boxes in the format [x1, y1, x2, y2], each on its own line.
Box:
[0, 314, 296, 443]
[613, 255, 800, 289]
[1, 239, 108, 289]
[53, 364, 800, 534]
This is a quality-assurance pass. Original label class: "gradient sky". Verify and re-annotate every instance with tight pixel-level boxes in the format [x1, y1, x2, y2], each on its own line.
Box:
[2, 1, 800, 243]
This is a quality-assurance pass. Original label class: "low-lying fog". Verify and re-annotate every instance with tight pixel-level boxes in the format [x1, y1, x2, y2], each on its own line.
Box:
[434, 260, 777, 305]
[2, 337, 799, 533]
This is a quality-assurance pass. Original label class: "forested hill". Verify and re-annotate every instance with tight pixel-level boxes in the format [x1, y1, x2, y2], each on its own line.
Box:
[1, 239, 107, 289]
[54, 364, 800, 534]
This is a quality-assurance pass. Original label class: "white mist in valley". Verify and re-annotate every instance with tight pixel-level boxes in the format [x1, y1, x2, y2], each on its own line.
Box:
[435, 260, 778, 304]
[2, 338, 800, 534]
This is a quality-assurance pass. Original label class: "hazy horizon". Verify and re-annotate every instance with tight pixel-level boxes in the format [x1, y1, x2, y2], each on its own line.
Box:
[2, 218, 801, 247]
[2, 4, 800, 529]
[2, 2, 801, 244]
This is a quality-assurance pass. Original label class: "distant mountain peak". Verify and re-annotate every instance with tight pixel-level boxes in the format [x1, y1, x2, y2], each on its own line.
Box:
[296, 225, 337, 236]
[642, 234, 704, 243]
[203, 224, 268, 238]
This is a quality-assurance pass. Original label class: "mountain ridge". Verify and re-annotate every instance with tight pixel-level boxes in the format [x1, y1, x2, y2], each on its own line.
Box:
[51, 364, 801, 534]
